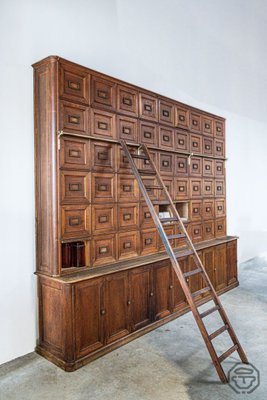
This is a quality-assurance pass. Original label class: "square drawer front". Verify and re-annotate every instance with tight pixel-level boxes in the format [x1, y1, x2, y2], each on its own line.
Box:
[160, 178, 173, 199]
[118, 231, 139, 260]
[203, 137, 214, 156]
[159, 153, 173, 175]
[140, 203, 158, 228]
[215, 180, 225, 197]
[139, 92, 158, 121]
[214, 119, 225, 139]
[190, 200, 202, 221]
[91, 76, 116, 110]
[190, 112, 201, 133]
[117, 85, 138, 116]
[118, 175, 139, 202]
[92, 173, 116, 203]
[175, 155, 188, 176]
[190, 157, 202, 176]
[202, 116, 214, 136]
[140, 121, 158, 146]
[60, 171, 90, 204]
[214, 139, 225, 157]
[60, 137, 90, 170]
[190, 133, 202, 154]
[203, 220, 215, 241]
[215, 199, 226, 217]
[158, 225, 175, 250]
[91, 109, 116, 139]
[92, 204, 117, 234]
[215, 160, 225, 177]
[203, 179, 214, 197]
[59, 63, 89, 104]
[91, 141, 116, 172]
[117, 115, 138, 143]
[159, 126, 174, 150]
[175, 105, 189, 128]
[92, 234, 116, 266]
[203, 199, 215, 220]
[60, 101, 89, 134]
[190, 222, 203, 243]
[61, 205, 90, 239]
[140, 228, 157, 255]
[203, 158, 215, 177]
[159, 99, 174, 125]
[190, 179, 202, 198]
[175, 130, 189, 152]
[174, 179, 189, 200]
[118, 203, 139, 230]
[215, 218, 226, 238]
[141, 177, 158, 200]
[139, 150, 157, 171]
[117, 146, 137, 173]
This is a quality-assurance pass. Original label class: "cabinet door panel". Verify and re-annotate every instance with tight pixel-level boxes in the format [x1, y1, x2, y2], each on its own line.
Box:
[185, 255, 202, 299]
[153, 260, 172, 320]
[214, 244, 227, 291]
[172, 257, 187, 311]
[227, 241, 238, 285]
[202, 247, 215, 290]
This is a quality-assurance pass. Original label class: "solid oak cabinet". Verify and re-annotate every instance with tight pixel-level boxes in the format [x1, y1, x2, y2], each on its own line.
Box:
[33, 56, 239, 371]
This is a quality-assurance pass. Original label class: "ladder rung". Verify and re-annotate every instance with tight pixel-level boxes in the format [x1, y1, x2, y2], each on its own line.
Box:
[177, 249, 194, 258]
[145, 185, 164, 190]
[137, 169, 156, 175]
[218, 345, 238, 363]
[167, 234, 186, 240]
[200, 305, 220, 319]
[209, 325, 229, 340]
[131, 154, 148, 160]
[153, 200, 170, 205]
[159, 217, 177, 223]
[192, 287, 210, 298]
[183, 267, 202, 278]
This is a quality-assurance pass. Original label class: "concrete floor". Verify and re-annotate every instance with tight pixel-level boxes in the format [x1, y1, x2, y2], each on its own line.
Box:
[1, 257, 266, 400]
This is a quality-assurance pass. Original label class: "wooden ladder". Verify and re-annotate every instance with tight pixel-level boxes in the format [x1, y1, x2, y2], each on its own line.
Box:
[120, 139, 248, 383]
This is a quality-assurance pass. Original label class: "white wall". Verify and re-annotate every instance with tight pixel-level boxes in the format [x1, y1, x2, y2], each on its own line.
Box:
[0, 0, 266, 365]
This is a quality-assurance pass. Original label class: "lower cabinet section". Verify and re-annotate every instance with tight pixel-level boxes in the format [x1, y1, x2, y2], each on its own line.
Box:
[36, 239, 238, 371]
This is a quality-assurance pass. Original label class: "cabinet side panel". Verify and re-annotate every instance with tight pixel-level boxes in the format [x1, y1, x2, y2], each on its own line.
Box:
[34, 59, 59, 275]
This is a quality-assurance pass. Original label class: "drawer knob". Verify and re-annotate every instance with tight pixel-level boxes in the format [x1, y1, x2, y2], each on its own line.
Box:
[179, 114, 185, 121]
[144, 131, 152, 139]
[122, 126, 131, 135]
[127, 300, 131, 305]
[122, 97, 132, 106]
[97, 121, 108, 130]
[178, 139, 184, 145]
[68, 115, 80, 124]
[150, 292, 154, 297]
[144, 103, 152, 112]
[97, 89, 108, 99]
[169, 285, 173, 289]
[192, 141, 198, 147]
[162, 109, 170, 117]
[205, 123, 210, 129]
[163, 134, 170, 142]
[162, 160, 169, 167]
[100, 309, 106, 315]
[68, 80, 80, 90]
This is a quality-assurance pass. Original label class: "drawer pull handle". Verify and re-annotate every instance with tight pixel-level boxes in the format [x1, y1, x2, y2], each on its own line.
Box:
[217, 166, 222, 171]
[217, 186, 222, 191]
[123, 241, 132, 249]
[169, 285, 173, 289]
[192, 141, 198, 147]
[205, 123, 210, 129]
[144, 103, 152, 112]
[193, 208, 199, 213]
[144, 159, 150, 165]
[216, 146, 222, 151]
[162, 160, 169, 167]
[98, 184, 108, 192]
[178, 162, 185, 168]
[127, 300, 131, 305]
[99, 215, 108, 223]
[192, 120, 198, 126]
[98, 152, 108, 161]
[206, 186, 211, 191]
[97, 89, 108, 99]
[69, 183, 80, 192]
[218, 206, 223, 211]
[179, 114, 185, 121]
[98, 121, 108, 130]
[179, 186, 185, 192]
[150, 292, 154, 297]
[193, 163, 198, 170]
[163, 109, 170, 117]
[68, 115, 80, 124]
[193, 185, 199, 191]
[99, 246, 109, 254]
[205, 165, 211, 170]
[178, 139, 184, 145]
[205, 144, 211, 150]
[206, 227, 211, 233]
[145, 238, 152, 245]
[122, 97, 132, 106]
[69, 217, 80, 226]
[123, 185, 132, 192]
[69, 149, 81, 158]
[123, 213, 131, 221]
[163, 134, 170, 142]
[206, 207, 211, 212]
[122, 126, 131, 135]
[218, 225, 222, 230]
[217, 126, 222, 132]
[144, 211, 151, 219]
[100, 309, 106, 315]
[68, 80, 80, 90]
[144, 131, 152, 139]
[194, 229, 200, 234]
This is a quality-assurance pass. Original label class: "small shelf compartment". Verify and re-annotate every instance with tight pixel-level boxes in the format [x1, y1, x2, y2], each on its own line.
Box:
[174, 201, 189, 222]
[61, 241, 86, 269]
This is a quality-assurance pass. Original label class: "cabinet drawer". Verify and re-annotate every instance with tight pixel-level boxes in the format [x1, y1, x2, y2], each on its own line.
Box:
[190, 179, 202, 198]
[159, 98, 174, 126]
[215, 160, 225, 177]
[190, 200, 202, 221]
[91, 109, 116, 139]
[118, 175, 139, 202]
[92, 204, 117, 234]
[203, 199, 215, 220]
[203, 179, 214, 197]
[174, 179, 189, 200]
[60, 101, 89, 134]
[60, 136, 90, 170]
[61, 205, 90, 239]
[117, 147, 137, 174]
[118, 231, 139, 260]
[203, 137, 214, 156]
[91, 141, 116, 173]
[175, 105, 189, 128]
[190, 157, 202, 176]
[203, 220, 215, 241]
[118, 203, 139, 230]
[215, 180, 225, 197]
[140, 203, 158, 228]
[59, 63, 90, 105]
[139, 150, 157, 171]
[190, 112, 201, 133]
[159, 153, 173, 175]
[215, 218, 226, 238]
[117, 85, 138, 117]
[92, 234, 116, 266]
[203, 158, 214, 177]
[190, 133, 202, 154]
[140, 121, 158, 146]
[140, 177, 158, 200]
[140, 228, 158, 255]
[92, 173, 116, 203]
[202, 116, 213, 136]
[158, 225, 176, 250]
[214, 119, 225, 139]
[139, 92, 158, 121]
[91, 76, 116, 110]
[215, 199, 226, 217]
[117, 115, 138, 143]
[175, 130, 189, 152]
[160, 178, 173, 199]
[175, 155, 188, 176]
[214, 139, 225, 157]
[60, 171, 90, 204]
[159, 126, 174, 150]
[190, 222, 203, 243]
